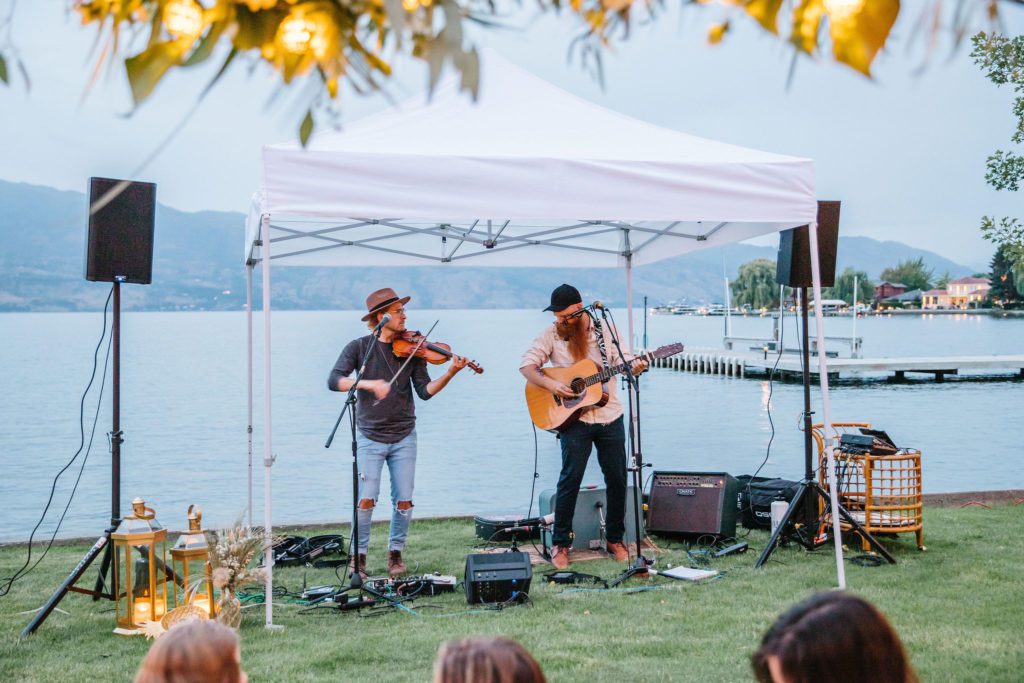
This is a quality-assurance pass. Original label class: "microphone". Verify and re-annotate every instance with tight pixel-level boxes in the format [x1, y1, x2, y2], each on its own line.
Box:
[591, 300, 606, 311]
[373, 313, 392, 333]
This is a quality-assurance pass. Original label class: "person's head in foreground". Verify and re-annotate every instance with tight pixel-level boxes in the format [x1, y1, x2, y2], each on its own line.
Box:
[134, 619, 248, 683]
[434, 636, 546, 683]
[752, 591, 917, 683]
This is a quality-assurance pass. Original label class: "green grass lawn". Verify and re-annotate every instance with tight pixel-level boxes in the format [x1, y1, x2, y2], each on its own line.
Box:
[2, 504, 1023, 682]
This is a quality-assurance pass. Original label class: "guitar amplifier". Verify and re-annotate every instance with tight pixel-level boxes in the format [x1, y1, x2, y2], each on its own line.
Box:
[647, 471, 739, 538]
[538, 485, 638, 551]
[464, 552, 532, 604]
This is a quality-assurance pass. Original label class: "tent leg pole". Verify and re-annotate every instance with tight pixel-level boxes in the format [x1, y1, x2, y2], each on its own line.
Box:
[626, 255, 635, 355]
[260, 214, 279, 629]
[247, 264, 254, 530]
[807, 220, 846, 590]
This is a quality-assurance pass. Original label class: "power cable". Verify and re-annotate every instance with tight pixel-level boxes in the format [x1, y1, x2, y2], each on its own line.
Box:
[0, 285, 114, 597]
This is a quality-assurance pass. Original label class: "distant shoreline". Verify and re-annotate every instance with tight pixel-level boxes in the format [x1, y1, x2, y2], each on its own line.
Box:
[866, 309, 1024, 317]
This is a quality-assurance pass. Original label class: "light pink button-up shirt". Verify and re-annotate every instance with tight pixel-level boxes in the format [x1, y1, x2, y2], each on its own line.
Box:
[520, 319, 625, 425]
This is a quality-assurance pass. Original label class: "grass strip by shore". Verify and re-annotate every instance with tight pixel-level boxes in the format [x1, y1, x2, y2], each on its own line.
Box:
[2, 504, 1022, 682]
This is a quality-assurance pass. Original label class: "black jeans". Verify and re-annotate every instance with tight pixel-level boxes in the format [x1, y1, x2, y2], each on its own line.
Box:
[553, 416, 627, 547]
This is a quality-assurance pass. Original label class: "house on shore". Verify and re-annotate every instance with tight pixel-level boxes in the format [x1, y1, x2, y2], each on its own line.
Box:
[874, 281, 907, 304]
[922, 276, 991, 310]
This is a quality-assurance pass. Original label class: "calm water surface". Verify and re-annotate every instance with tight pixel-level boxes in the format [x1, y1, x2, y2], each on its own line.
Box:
[0, 309, 1021, 540]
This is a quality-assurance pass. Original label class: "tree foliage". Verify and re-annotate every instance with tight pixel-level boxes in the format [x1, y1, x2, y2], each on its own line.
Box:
[988, 243, 1024, 307]
[0, 1, 1016, 142]
[732, 258, 780, 310]
[824, 266, 873, 304]
[972, 31, 1024, 251]
[879, 257, 933, 292]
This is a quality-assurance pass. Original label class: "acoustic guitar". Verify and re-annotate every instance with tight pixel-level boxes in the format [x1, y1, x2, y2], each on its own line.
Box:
[525, 343, 684, 432]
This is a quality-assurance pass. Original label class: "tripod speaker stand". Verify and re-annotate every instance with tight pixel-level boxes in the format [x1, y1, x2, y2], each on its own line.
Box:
[22, 179, 156, 637]
[754, 286, 895, 568]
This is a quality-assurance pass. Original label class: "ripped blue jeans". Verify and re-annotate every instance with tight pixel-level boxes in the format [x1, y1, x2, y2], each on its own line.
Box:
[353, 430, 416, 554]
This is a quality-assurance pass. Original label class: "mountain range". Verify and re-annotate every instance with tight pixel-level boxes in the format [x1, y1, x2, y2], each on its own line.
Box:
[0, 180, 979, 312]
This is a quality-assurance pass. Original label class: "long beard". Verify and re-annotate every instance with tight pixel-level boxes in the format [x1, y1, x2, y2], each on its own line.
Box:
[556, 317, 590, 362]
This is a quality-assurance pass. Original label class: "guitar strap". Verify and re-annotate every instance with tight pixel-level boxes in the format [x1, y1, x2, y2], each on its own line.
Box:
[591, 318, 611, 374]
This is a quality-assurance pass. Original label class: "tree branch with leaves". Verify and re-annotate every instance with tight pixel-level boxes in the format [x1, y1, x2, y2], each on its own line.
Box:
[972, 31, 1024, 257]
[0, 1, 1018, 143]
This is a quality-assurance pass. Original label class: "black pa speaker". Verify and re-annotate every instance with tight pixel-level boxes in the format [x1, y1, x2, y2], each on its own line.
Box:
[464, 552, 532, 604]
[775, 200, 840, 288]
[647, 471, 739, 539]
[85, 177, 156, 284]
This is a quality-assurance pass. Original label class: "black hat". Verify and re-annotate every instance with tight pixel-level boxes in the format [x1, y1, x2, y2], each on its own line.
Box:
[543, 284, 582, 312]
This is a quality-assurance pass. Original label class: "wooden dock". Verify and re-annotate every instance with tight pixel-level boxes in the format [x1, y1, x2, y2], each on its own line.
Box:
[652, 350, 1024, 382]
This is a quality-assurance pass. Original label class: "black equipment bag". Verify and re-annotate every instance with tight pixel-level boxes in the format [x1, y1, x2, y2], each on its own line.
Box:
[735, 476, 800, 530]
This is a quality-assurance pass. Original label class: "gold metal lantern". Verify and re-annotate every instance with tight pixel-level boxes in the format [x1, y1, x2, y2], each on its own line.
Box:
[170, 505, 215, 617]
[112, 498, 168, 635]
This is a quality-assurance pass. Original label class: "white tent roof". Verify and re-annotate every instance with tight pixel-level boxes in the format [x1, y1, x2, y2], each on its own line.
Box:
[246, 52, 815, 268]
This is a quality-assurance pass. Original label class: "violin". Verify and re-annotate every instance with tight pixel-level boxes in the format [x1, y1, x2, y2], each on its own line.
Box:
[392, 330, 484, 374]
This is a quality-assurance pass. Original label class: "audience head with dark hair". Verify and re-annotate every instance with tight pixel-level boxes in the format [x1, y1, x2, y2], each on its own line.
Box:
[434, 636, 545, 683]
[134, 619, 247, 683]
[753, 591, 917, 683]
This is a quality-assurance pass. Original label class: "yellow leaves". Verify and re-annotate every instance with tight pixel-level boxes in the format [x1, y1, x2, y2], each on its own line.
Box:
[708, 22, 729, 45]
[299, 109, 314, 147]
[602, 0, 634, 12]
[824, 0, 899, 77]
[125, 38, 193, 105]
[791, 0, 825, 55]
[744, 0, 784, 35]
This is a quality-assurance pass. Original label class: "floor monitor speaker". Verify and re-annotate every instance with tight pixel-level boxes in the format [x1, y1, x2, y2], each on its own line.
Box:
[775, 200, 840, 288]
[85, 177, 156, 284]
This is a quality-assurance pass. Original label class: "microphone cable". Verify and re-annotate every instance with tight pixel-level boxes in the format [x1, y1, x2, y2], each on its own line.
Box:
[0, 285, 114, 598]
[738, 293, 788, 539]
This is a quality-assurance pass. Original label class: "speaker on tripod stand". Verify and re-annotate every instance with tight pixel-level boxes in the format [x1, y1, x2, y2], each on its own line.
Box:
[756, 200, 895, 568]
[23, 178, 156, 636]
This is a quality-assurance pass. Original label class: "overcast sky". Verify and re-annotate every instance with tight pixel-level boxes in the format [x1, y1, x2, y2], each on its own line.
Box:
[2, 2, 1022, 269]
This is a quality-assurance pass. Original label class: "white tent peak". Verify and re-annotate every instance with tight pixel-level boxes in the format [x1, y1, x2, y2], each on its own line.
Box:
[269, 50, 810, 166]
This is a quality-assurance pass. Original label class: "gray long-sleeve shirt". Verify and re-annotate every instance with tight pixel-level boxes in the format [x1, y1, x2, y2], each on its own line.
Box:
[328, 335, 433, 444]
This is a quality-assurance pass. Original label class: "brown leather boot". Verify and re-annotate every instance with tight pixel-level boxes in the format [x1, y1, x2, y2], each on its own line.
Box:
[387, 550, 406, 578]
[349, 553, 367, 581]
[551, 546, 571, 570]
[606, 541, 629, 562]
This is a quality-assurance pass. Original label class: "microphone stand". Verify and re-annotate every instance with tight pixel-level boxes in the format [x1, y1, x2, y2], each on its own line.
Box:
[325, 321, 387, 591]
[593, 306, 651, 588]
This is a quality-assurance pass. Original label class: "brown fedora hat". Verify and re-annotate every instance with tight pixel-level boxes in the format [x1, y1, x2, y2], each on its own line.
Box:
[361, 287, 411, 322]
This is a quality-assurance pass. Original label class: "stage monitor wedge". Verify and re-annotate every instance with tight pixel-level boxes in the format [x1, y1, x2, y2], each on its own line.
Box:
[85, 177, 156, 284]
[776, 200, 840, 289]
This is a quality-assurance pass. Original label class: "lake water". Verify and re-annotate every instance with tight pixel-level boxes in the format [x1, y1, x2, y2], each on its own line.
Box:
[1, 309, 1021, 541]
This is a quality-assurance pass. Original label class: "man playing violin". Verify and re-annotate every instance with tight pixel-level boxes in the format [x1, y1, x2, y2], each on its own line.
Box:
[328, 287, 469, 579]
[520, 284, 647, 570]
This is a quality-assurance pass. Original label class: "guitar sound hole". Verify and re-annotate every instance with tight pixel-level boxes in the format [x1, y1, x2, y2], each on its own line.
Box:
[570, 378, 586, 395]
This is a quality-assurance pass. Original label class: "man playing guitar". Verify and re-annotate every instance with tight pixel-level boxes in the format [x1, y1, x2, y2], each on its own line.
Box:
[519, 284, 647, 569]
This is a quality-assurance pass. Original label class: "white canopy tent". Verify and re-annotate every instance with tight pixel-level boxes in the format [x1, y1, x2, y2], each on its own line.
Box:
[244, 53, 845, 627]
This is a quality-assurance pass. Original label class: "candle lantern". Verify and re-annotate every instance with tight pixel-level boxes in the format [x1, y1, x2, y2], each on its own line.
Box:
[112, 498, 168, 635]
[170, 504, 215, 617]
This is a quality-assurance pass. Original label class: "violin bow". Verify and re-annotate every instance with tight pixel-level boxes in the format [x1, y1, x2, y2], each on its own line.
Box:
[374, 319, 439, 404]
